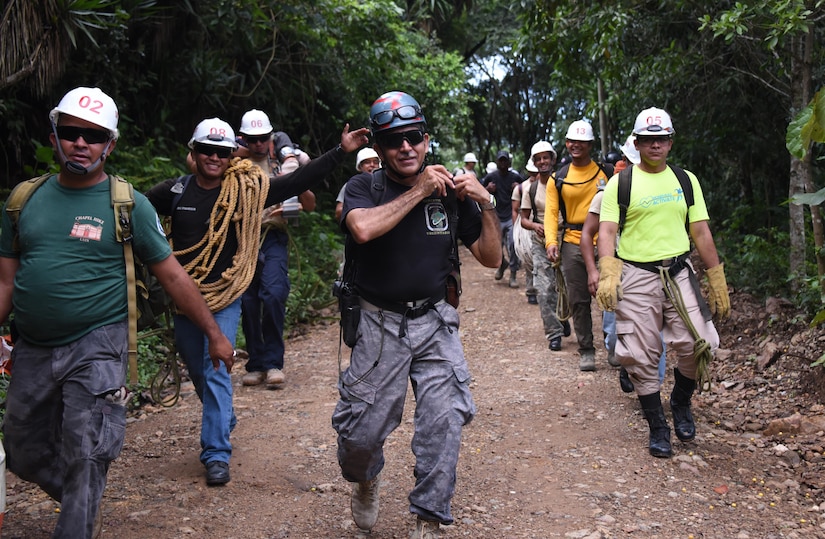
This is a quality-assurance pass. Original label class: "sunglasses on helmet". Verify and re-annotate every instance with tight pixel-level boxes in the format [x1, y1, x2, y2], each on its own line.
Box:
[193, 142, 233, 159]
[371, 105, 423, 128]
[56, 126, 111, 144]
[376, 129, 426, 149]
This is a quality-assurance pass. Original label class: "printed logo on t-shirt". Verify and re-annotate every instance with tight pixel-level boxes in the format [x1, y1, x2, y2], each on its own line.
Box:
[425, 201, 449, 235]
[639, 188, 685, 209]
[70, 215, 104, 242]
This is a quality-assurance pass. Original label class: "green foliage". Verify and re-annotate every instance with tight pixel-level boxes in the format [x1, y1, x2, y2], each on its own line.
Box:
[787, 86, 825, 161]
[285, 211, 345, 329]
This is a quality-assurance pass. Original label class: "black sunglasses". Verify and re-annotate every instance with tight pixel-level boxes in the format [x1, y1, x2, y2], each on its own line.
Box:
[377, 129, 426, 149]
[193, 142, 233, 159]
[636, 135, 672, 145]
[56, 126, 111, 144]
[243, 134, 271, 144]
[371, 105, 423, 128]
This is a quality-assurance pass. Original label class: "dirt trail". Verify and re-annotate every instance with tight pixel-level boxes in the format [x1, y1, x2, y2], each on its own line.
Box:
[3, 246, 824, 538]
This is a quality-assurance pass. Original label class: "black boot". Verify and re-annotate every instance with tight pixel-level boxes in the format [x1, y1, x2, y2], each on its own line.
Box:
[638, 392, 672, 458]
[670, 368, 697, 441]
[619, 367, 634, 393]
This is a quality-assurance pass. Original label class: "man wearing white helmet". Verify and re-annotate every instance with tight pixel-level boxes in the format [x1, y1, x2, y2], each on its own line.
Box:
[147, 117, 368, 486]
[335, 147, 381, 221]
[520, 141, 567, 346]
[545, 120, 613, 371]
[597, 107, 729, 459]
[452, 152, 478, 181]
[0, 87, 234, 538]
[237, 109, 316, 389]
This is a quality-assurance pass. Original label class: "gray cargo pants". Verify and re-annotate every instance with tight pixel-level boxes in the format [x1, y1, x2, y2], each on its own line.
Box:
[3, 322, 128, 539]
[332, 302, 476, 525]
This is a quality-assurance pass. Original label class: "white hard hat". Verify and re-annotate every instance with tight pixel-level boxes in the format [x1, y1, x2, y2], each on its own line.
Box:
[486, 162, 497, 175]
[620, 135, 641, 165]
[355, 147, 380, 170]
[633, 107, 675, 136]
[463, 152, 478, 163]
[525, 158, 538, 173]
[49, 87, 119, 140]
[239, 109, 274, 136]
[188, 118, 238, 149]
[530, 140, 557, 161]
[565, 120, 594, 142]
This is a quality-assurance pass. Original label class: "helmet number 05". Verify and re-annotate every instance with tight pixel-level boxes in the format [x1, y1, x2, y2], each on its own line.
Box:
[77, 95, 104, 115]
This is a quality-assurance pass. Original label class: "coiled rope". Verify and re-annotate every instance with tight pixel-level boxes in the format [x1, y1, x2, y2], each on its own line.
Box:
[172, 158, 270, 312]
[659, 268, 713, 393]
[554, 259, 571, 322]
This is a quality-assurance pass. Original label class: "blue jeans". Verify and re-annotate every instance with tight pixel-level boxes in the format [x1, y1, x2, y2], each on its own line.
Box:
[174, 299, 240, 465]
[241, 229, 290, 372]
[4, 323, 128, 539]
[604, 311, 666, 384]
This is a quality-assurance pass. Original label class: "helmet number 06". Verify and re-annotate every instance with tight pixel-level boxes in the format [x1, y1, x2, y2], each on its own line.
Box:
[77, 95, 104, 115]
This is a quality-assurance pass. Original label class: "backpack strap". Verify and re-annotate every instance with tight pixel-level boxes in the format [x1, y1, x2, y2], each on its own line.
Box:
[6, 173, 52, 252]
[110, 176, 141, 384]
[528, 179, 540, 223]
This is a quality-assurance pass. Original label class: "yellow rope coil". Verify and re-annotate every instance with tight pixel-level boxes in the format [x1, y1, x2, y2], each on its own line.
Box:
[172, 158, 270, 312]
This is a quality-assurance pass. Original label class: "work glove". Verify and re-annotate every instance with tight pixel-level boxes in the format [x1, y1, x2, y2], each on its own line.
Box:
[705, 263, 730, 319]
[596, 256, 623, 312]
[279, 156, 300, 175]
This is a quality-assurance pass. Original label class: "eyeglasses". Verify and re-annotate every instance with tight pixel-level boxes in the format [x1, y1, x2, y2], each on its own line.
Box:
[56, 126, 110, 144]
[371, 105, 423, 128]
[193, 142, 233, 159]
[243, 134, 271, 144]
[376, 129, 426, 149]
[636, 135, 672, 145]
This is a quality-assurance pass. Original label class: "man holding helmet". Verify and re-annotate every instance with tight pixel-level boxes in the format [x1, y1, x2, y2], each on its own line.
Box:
[332, 91, 500, 537]
[597, 107, 729, 458]
[237, 109, 316, 389]
[147, 117, 367, 486]
[0, 87, 234, 538]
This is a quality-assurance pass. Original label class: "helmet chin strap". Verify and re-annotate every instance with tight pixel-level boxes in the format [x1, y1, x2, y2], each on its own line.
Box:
[51, 122, 112, 176]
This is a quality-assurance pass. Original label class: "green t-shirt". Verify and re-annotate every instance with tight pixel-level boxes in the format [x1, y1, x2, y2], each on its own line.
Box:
[600, 166, 709, 263]
[0, 176, 172, 346]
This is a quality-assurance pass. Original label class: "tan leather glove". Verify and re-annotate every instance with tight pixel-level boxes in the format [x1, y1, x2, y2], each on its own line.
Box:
[278, 156, 300, 175]
[705, 263, 730, 319]
[596, 256, 623, 312]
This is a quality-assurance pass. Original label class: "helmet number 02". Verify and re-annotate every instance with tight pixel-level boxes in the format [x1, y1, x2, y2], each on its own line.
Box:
[77, 95, 104, 115]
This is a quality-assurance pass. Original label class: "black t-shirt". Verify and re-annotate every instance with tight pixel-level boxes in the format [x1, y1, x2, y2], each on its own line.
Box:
[341, 171, 483, 303]
[146, 146, 344, 282]
[482, 168, 522, 221]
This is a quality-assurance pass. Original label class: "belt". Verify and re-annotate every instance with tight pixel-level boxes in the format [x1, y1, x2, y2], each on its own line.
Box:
[359, 294, 445, 320]
[621, 252, 690, 277]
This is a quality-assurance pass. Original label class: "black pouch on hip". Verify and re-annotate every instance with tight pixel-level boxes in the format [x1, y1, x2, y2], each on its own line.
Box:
[337, 284, 361, 347]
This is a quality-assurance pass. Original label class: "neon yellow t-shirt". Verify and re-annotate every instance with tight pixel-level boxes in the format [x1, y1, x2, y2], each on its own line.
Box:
[600, 166, 709, 263]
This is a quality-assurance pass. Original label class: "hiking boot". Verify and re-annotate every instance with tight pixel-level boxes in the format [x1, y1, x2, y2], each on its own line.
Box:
[351, 474, 381, 532]
[527, 294, 538, 304]
[265, 368, 285, 387]
[549, 337, 561, 351]
[619, 367, 635, 393]
[562, 320, 571, 337]
[410, 517, 440, 538]
[639, 392, 672, 458]
[242, 371, 266, 386]
[607, 349, 620, 367]
[494, 260, 507, 280]
[670, 368, 697, 441]
[205, 460, 230, 485]
[508, 271, 519, 288]
[579, 350, 596, 371]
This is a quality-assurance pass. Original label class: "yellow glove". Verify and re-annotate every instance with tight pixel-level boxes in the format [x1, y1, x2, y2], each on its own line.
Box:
[705, 263, 730, 319]
[596, 256, 623, 312]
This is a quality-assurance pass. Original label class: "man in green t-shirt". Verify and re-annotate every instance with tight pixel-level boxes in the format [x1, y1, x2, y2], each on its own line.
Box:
[596, 107, 730, 459]
[0, 87, 234, 539]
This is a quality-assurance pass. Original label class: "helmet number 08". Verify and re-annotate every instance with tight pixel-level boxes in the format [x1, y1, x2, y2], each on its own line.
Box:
[209, 127, 227, 136]
[77, 95, 104, 115]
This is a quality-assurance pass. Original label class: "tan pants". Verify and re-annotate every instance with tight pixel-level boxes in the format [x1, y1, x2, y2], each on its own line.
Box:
[615, 262, 719, 395]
